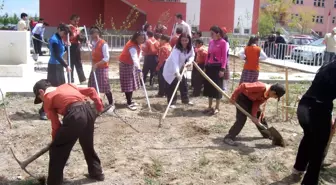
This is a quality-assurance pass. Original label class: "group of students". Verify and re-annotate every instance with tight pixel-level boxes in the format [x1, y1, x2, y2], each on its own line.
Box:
[31, 12, 335, 184]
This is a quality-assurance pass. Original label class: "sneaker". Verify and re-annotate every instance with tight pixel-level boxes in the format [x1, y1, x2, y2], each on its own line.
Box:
[170, 105, 176, 109]
[223, 138, 237, 146]
[39, 112, 48, 120]
[131, 102, 139, 106]
[290, 168, 304, 183]
[127, 104, 137, 111]
[183, 101, 194, 106]
[84, 173, 105, 181]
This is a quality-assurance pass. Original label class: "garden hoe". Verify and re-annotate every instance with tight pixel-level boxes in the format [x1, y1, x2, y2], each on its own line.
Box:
[192, 61, 285, 147]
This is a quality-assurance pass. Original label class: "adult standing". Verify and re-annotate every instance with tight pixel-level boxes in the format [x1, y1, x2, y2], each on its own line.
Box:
[118, 32, 145, 110]
[170, 13, 192, 40]
[275, 31, 286, 60]
[163, 33, 194, 109]
[32, 21, 49, 56]
[203, 26, 227, 115]
[39, 24, 72, 120]
[291, 61, 336, 185]
[68, 14, 86, 84]
[323, 27, 336, 66]
[17, 13, 28, 31]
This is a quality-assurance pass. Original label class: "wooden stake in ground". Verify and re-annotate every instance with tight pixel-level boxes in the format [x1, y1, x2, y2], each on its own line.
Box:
[285, 67, 289, 121]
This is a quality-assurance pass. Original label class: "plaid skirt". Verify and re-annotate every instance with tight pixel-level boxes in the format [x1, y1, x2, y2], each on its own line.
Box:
[88, 67, 111, 93]
[119, 62, 140, 93]
[223, 63, 230, 80]
[239, 69, 259, 84]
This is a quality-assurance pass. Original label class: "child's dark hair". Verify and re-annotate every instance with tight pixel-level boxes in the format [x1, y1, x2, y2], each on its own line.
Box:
[160, 34, 170, 42]
[20, 13, 28, 19]
[247, 35, 259, 46]
[58, 23, 72, 36]
[131, 31, 145, 44]
[143, 23, 151, 32]
[195, 31, 202, 37]
[176, 33, 192, 53]
[176, 27, 183, 34]
[175, 13, 183, 20]
[210, 25, 224, 39]
[70, 14, 80, 20]
[195, 39, 203, 45]
[90, 26, 101, 35]
[147, 31, 154, 38]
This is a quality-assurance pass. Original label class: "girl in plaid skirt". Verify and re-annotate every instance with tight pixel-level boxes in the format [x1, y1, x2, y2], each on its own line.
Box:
[119, 32, 145, 110]
[88, 26, 114, 106]
[238, 36, 267, 84]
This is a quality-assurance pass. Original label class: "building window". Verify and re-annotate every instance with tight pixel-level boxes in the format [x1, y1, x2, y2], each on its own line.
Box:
[313, 15, 324, 23]
[334, 0, 336, 8]
[234, 28, 240, 34]
[292, 14, 302, 21]
[333, 17, 336, 24]
[293, 0, 304, 4]
[314, 0, 325, 7]
[244, 29, 250, 34]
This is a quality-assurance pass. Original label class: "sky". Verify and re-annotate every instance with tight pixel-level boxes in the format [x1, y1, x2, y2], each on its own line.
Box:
[1, 0, 39, 16]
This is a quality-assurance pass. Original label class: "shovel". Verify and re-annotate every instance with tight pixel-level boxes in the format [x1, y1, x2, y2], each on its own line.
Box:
[192, 62, 285, 147]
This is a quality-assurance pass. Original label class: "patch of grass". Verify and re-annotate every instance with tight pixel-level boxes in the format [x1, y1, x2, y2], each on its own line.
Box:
[269, 76, 284, 80]
[267, 160, 288, 172]
[232, 73, 241, 78]
[144, 178, 161, 185]
[199, 154, 210, 167]
[143, 158, 163, 178]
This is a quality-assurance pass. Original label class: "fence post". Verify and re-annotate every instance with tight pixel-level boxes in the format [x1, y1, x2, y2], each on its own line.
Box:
[285, 67, 289, 121]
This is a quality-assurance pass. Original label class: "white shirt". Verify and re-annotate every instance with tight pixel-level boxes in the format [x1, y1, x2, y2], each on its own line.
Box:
[163, 47, 195, 84]
[238, 45, 268, 61]
[324, 33, 336, 53]
[91, 39, 110, 62]
[17, 19, 27, 31]
[129, 47, 142, 69]
[171, 20, 192, 39]
[32, 23, 45, 38]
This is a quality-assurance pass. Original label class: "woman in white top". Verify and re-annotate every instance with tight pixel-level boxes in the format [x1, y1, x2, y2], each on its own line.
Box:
[163, 33, 194, 108]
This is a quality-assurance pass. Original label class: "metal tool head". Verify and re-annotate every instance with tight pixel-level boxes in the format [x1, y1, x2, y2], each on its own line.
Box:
[268, 127, 286, 147]
[10, 148, 38, 178]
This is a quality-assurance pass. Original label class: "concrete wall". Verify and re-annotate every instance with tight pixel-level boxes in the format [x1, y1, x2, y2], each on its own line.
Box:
[234, 0, 255, 34]
[184, 0, 201, 27]
[0, 31, 30, 65]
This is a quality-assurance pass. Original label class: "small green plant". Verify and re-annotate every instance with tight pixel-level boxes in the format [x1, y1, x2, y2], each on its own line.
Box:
[269, 76, 284, 80]
[143, 158, 163, 178]
[144, 178, 161, 185]
[199, 154, 210, 167]
[267, 160, 288, 172]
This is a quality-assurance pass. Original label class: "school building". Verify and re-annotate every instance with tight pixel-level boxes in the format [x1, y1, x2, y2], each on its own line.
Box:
[40, 0, 260, 35]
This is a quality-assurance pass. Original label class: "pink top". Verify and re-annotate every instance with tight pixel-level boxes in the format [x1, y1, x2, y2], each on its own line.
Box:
[206, 38, 227, 69]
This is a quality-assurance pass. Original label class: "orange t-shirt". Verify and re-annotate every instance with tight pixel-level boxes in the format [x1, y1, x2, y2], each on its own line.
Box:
[243, 46, 261, 71]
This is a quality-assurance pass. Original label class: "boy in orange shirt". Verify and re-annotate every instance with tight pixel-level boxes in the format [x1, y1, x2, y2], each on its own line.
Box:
[192, 39, 207, 97]
[142, 31, 160, 86]
[156, 35, 172, 97]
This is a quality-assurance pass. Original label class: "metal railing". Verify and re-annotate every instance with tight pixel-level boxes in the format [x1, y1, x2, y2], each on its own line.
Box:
[98, 34, 326, 67]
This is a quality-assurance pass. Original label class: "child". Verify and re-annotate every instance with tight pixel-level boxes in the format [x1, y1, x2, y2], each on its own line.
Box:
[192, 39, 207, 97]
[88, 26, 114, 107]
[170, 27, 183, 48]
[142, 31, 160, 86]
[224, 82, 286, 146]
[156, 34, 172, 97]
[238, 36, 267, 84]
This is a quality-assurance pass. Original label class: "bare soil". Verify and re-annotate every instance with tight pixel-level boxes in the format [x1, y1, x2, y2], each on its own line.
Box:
[0, 82, 335, 185]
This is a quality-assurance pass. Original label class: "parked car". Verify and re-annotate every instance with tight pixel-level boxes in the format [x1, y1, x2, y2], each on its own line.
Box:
[287, 35, 315, 45]
[291, 38, 325, 65]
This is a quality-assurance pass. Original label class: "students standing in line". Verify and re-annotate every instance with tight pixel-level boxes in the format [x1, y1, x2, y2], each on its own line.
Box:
[142, 31, 160, 86]
[156, 34, 172, 97]
[68, 14, 86, 84]
[118, 32, 145, 110]
[238, 36, 267, 84]
[163, 33, 194, 109]
[203, 26, 227, 115]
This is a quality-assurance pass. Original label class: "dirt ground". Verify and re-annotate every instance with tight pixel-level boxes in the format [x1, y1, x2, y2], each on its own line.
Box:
[0, 80, 335, 185]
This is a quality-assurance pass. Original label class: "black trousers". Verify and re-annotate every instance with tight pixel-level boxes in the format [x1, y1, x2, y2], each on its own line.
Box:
[69, 44, 86, 83]
[191, 63, 205, 96]
[47, 102, 103, 185]
[33, 34, 43, 55]
[225, 94, 268, 140]
[165, 76, 189, 105]
[157, 63, 166, 96]
[294, 98, 332, 185]
[47, 63, 66, 87]
[142, 55, 158, 85]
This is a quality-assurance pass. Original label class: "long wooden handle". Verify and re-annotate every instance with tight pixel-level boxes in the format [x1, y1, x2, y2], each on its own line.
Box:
[161, 67, 187, 120]
[192, 62, 267, 130]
